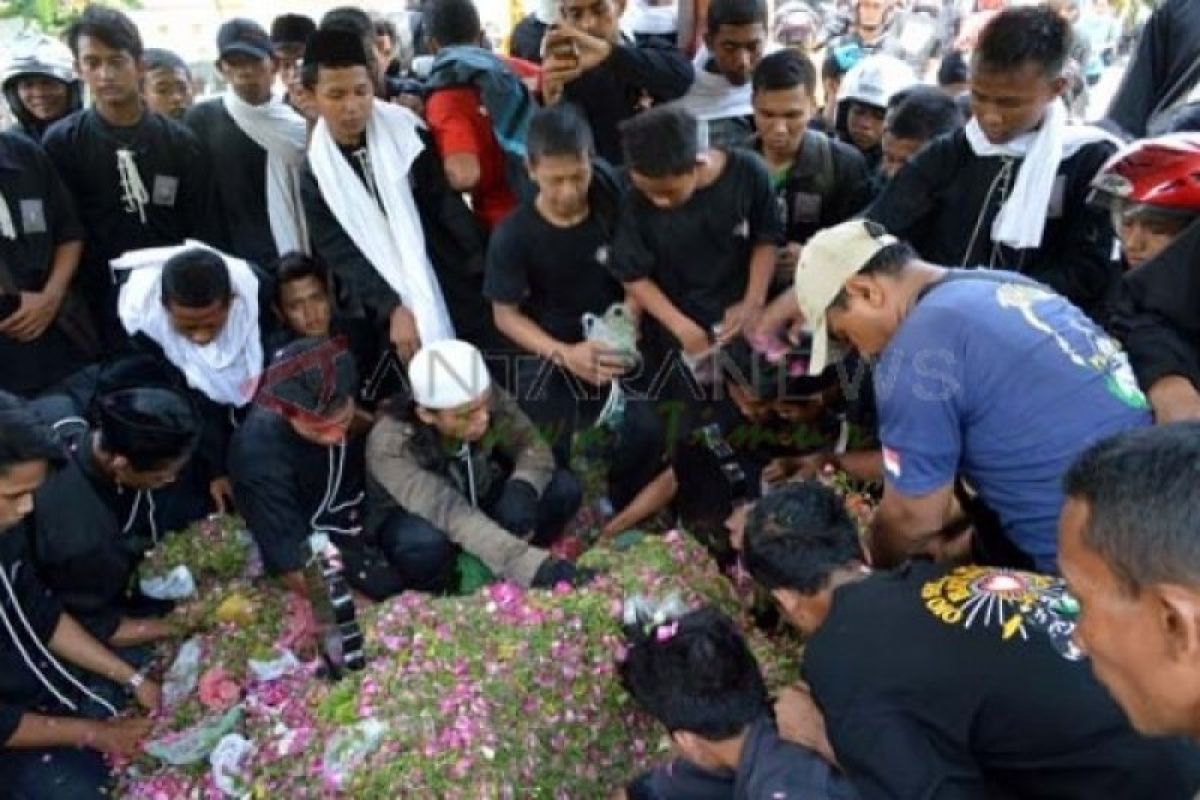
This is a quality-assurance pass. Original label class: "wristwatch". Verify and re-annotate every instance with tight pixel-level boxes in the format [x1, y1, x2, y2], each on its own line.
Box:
[126, 671, 145, 690]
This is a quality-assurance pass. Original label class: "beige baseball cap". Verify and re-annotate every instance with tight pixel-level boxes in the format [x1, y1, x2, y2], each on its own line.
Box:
[794, 220, 898, 375]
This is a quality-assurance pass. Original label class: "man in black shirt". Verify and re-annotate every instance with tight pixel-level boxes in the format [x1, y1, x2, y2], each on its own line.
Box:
[31, 383, 200, 645]
[232, 336, 446, 601]
[748, 50, 870, 288]
[610, 106, 781, 365]
[540, 0, 693, 164]
[185, 19, 308, 269]
[115, 245, 274, 515]
[300, 29, 502, 363]
[740, 482, 1200, 800]
[44, 5, 218, 346]
[486, 104, 662, 510]
[866, 6, 1120, 321]
[666, 0, 766, 150]
[0, 392, 161, 800]
[0, 131, 97, 396]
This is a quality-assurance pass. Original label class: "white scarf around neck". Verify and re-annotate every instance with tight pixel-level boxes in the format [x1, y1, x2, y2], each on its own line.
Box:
[308, 100, 454, 345]
[222, 90, 310, 255]
[115, 241, 264, 407]
[964, 99, 1121, 250]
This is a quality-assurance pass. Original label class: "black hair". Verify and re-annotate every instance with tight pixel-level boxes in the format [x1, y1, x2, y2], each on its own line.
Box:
[937, 49, 968, 87]
[619, 606, 769, 739]
[527, 103, 595, 162]
[752, 48, 817, 96]
[424, 0, 481, 47]
[94, 386, 200, 471]
[743, 481, 864, 594]
[66, 5, 144, 61]
[973, 6, 1068, 81]
[706, 0, 768, 37]
[620, 106, 699, 178]
[273, 251, 332, 297]
[321, 7, 373, 38]
[160, 248, 232, 309]
[829, 226, 917, 309]
[887, 86, 964, 143]
[271, 13, 317, 47]
[0, 391, 63, 475]
[1063, 423, 1200, 596]
[142, 48, 190, 76]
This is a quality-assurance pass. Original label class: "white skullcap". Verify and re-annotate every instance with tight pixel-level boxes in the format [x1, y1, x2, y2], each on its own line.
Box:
[407, 339, 492, 410]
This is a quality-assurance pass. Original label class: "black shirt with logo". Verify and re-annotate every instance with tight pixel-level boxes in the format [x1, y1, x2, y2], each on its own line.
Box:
[804, 560, 1200, 800]
[484, 162, 625, 344]
[42, 108, 218, 340]
[0, 131, 89, 394]
[609, 147, 784, 330]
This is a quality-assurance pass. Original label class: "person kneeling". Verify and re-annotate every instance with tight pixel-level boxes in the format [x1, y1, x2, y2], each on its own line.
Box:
[367, 339, 586, 589]
[739, 482, 1200, 799]
[618, 604, 855, 799]
[30, 381, 200, 645]
[0, 392, 161, 799]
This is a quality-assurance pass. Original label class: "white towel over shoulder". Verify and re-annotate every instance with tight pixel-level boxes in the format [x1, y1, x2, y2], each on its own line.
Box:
[308, 100, 454, 344]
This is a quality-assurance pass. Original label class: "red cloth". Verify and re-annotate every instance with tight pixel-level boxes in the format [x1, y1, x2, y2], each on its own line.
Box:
[425, 86, 518, 230]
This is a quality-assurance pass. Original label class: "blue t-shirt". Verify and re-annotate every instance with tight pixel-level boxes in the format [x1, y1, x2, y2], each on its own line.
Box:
[874, 271, 1151, 572]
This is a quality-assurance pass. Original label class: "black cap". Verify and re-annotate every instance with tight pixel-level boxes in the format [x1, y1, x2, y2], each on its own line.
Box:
[302, 28, 370, 70]
[217, 18, 273, 61]
[271, 13, 317, 47]
[260, 336, 359, 419]
[95, 386, 201, 465]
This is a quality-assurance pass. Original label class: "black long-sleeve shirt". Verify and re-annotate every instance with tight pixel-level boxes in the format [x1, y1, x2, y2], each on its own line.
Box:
[1109, 221, 1200, 392]
[42, 108, 220, 341]
[300, 129, 506, 353]
[561, 39, 693, 164]
[183, 99, 277, 269]
[0, 131, 90, 395]
[866, 128, 1119, 321]
[1105, 0, 1200, 139]
[0, 526, 65, 746]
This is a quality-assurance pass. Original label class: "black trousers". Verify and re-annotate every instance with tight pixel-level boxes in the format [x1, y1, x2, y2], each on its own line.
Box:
[346, 468, 583, 600]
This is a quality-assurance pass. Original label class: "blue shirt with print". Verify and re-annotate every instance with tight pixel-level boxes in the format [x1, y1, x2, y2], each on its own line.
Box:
[874, 270, 1151, 573]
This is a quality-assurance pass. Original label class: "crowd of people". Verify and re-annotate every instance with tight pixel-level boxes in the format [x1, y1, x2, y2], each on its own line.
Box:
[1, 0, 1200, 796]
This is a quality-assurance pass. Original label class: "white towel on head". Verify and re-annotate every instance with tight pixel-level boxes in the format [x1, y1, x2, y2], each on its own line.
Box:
[222, 91, 310, 255]
[308, 100, 454, 345]
[964, 99, 1121, 250]
[115, 241, 264, 407]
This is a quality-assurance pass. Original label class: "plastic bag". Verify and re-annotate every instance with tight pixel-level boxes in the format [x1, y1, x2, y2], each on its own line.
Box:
[145, 706, 243, 765]
[162, 637, 203, 708]
[139, 565, 197, 600]
[248, 649, 301, 682]
[321, 719, 386, 790]
[210, 733, 254, 797]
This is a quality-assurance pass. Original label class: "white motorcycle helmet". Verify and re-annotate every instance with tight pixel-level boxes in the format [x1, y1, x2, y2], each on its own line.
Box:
[834, 53, 918, 148]
[836, 52, 918, 111]
[2, 34, 82, 135]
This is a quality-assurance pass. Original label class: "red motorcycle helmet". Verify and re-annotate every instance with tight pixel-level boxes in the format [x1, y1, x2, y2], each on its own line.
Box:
[1090, 133, 1200, 214]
